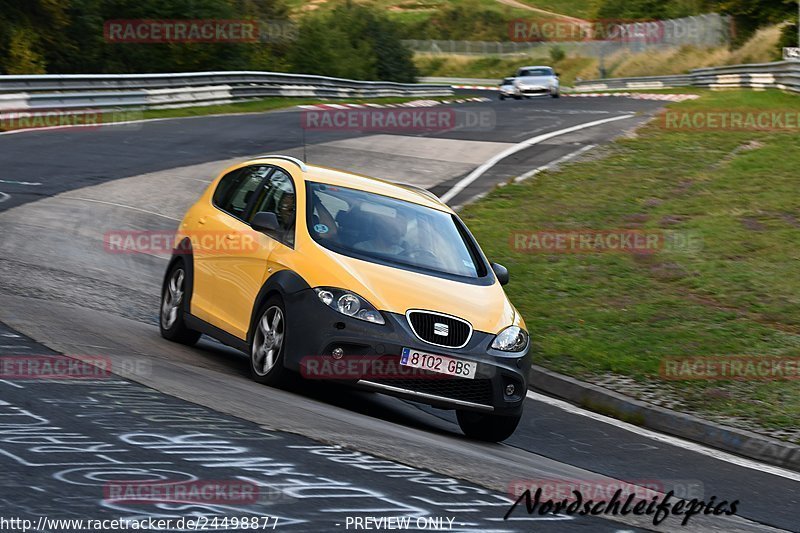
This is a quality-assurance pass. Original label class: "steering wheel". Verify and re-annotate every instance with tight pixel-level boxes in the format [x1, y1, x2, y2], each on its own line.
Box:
[406, 248, 438, 263]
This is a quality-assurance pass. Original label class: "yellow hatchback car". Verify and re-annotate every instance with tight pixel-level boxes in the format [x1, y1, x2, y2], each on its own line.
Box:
[160, 155, 531, 441]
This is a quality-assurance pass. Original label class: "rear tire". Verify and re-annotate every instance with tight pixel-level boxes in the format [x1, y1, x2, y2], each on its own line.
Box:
[456, 410, 521, 442]
[159, 260, 201, 345]
[250, 296, 291, 386]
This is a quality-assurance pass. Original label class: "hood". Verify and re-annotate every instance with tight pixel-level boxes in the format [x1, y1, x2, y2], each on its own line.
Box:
[300, 244, 521, 335]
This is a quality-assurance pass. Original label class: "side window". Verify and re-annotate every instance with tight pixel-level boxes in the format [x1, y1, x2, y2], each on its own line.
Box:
[213, 166, 271, 219]
[248, 169, 296, 246]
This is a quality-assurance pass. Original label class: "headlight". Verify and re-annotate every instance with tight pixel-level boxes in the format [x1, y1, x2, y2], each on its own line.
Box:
[491, 326, 528, 352]
[314, 287, 385, 325]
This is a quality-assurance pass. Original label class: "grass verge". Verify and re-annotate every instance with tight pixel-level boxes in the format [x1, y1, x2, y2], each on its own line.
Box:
[461, 89, 800, 433]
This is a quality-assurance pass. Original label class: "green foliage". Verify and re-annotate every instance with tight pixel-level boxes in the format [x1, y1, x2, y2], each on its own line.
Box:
[5, 28, 47, 74]
[592, 0, 718, 19]
[0, 0, 416, 81]
[549, 44, 566, 63]
[401, 0, 516, 40]
[591, 0, 798, 45]
[712, 0, 797, 43]
[0, 0, 68, 74]
[288, 4, 417, 82]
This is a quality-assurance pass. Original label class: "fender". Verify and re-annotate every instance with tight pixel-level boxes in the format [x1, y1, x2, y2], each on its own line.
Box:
[247, 269, 310, 345]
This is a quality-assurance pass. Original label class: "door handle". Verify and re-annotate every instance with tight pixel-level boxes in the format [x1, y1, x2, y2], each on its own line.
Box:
[197, 217, 207, 225]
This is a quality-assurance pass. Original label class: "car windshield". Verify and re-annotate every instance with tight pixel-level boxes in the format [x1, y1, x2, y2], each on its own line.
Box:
[502, 78, 515, 84]
[519, 68, 553, 77]
[307, 182, 485, 279]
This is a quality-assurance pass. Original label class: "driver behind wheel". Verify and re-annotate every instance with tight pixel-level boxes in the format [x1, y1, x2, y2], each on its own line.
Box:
[354, 213, 407, 255]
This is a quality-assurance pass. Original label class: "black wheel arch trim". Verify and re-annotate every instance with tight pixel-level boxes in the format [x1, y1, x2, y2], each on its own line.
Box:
[163, 238, 194, 306]
[247, 269, 311, 346]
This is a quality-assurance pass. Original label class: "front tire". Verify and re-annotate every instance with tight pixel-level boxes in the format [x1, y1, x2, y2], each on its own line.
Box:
[499, 94, 506, 101]
[456, 410, 522, 442]
[160, 260, 201, 345]
[250, 296, 290, 386]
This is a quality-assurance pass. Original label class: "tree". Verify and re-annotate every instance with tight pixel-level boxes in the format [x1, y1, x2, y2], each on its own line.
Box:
[287, 4, 417, 82]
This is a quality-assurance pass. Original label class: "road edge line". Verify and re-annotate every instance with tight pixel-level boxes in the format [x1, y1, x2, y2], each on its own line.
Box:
[439, 114, 633, 203]
[528, 365, 800, 473]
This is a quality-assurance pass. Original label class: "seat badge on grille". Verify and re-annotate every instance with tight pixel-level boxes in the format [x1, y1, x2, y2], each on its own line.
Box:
[433, 323, 449, 336]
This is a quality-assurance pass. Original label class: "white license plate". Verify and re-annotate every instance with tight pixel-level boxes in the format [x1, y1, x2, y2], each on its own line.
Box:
[400, 348, 476, 379]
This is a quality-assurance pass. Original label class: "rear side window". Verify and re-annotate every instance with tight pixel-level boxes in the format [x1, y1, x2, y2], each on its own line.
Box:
[213, 166, 272, 219]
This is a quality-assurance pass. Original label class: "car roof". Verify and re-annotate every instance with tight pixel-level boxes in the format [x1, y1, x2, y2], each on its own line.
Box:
[245, 156, 452, 213]
[519, 66, 553, 71]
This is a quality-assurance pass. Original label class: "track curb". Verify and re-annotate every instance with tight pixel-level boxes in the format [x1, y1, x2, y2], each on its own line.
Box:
[529, 364, 800, 472]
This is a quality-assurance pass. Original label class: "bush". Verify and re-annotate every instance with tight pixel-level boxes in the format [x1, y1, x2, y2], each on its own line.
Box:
[549, 45, 566, 63]
[288, 4, 417, 82]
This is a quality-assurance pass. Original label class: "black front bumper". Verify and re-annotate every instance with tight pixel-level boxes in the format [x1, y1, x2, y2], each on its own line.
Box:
[283, 289, 531, 416]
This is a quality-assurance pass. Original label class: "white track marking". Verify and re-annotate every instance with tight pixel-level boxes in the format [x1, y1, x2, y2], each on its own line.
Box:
[440, 114, 634, 203]
[59, 196, 180, 221]
[514, 144, 597, 182]
[526, 390, 800, 482]
[0, 179, 42, 186]
[0, 192, 10, 203]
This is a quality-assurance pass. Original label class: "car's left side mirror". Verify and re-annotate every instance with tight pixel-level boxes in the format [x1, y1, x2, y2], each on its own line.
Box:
[491, 263, 509, 286]
[555, 72, 560, 78]
[251, 211, 280, 235]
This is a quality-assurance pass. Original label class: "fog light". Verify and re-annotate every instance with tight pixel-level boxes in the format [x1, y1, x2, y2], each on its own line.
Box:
[505, 384, 515, 396]
[332, 348, 344, 359]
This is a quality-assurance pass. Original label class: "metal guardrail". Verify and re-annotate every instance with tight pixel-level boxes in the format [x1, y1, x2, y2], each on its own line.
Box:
[0, 71, 453, 113]
[573, 60, 800, 93]
[420, 77, 500, 86]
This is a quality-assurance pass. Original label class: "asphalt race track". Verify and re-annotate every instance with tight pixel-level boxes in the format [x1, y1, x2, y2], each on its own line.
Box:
[0, 95, 798, 532]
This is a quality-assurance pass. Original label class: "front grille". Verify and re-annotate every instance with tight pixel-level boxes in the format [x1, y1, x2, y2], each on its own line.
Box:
[369, 377, 493, 406]
[407, 311, 472, 348]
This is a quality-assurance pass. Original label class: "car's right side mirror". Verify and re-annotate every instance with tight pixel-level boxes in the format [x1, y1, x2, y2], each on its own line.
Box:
[251, 211, 280, 235]
[491, 263, 509, 285]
